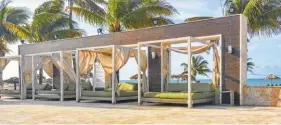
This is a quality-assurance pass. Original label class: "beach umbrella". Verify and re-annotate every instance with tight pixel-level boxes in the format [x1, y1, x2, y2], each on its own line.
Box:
[265, 74, 280, 85]
[4, 77, 19, 90]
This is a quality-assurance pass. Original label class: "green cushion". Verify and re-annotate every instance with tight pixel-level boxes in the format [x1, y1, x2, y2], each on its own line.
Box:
[144, 92, 215, 99]
[118, 82, 137, 91]
[81, 81, 92, 91]
[167, 83, 214, 92]
[0, 90, 20, 94]
[37, 90, 75, 95]
[26, 84, 32, 90]
[81, 90, 137, 97]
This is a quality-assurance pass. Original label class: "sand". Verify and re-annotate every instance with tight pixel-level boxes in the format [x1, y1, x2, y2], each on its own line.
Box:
[0, 98, 281, 124]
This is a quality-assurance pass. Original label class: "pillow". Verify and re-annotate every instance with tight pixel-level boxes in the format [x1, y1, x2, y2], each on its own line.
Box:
[36, 84, 47, 90]
[118, 82, 137, 91]
[45, 84, 52, 90]
[67, 83, 76, 91]
[81, 81, 92, 91]
[54, 83, 69, 90]
[26, 84, 32, 90]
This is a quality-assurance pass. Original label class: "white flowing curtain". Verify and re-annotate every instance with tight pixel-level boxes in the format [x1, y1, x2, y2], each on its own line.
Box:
[161, 43, 171, 91]
[78, 47, 148, 92]
[0, 59, 10, 89]
[176, 41, 220, 87]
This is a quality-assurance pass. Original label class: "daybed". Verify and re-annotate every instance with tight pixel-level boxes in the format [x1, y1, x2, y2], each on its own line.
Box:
[142, 83, 215, 104]
[33, 83, 76, 100]
[0, 85, 33, 99]
[80, 82, 138, 102]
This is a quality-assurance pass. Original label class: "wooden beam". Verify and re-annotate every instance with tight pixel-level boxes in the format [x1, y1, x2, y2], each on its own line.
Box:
[31, 56, 35, 100]
[137, 44, 142, 105]
[75, 50, 80, 102]
[187, 37, 192, 108]
[60, 51, 64, 101]
[111, 45, 116, 104]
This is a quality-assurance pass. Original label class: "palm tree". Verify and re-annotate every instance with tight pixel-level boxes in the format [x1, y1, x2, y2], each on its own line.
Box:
[224, 0, 281, 37]
[68, 0, 178, 81]
[184, 16, 213, 22]
[247, 58, 255, 74]
[180, 56, 210, 81]
[185, 0, 281, 37]
[68, 0, 178, 33]
[23, 0, 85, 84]
[0, 0, 30, 89]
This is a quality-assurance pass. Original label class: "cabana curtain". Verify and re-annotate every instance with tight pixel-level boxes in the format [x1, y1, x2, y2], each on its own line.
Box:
[176, 41, 220, 86]
[0, 59, 10, 89]
[161, 43, 171, 91]
[78, 47, 148, 91]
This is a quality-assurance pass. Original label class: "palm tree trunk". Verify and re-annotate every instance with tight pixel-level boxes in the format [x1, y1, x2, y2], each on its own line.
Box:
[69, 0, 74, 29]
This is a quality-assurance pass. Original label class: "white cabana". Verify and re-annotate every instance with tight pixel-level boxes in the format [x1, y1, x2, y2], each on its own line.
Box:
[137, 35, 222, 108]
[24, 51, 76, 101]
[0, 55, 24, 99]
[76, 45, 147, 104]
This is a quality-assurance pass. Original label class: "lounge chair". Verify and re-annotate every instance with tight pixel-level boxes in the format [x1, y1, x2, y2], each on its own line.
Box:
[142, 83, 215, 105]
[80, 82, 138, 102]
[34, 83, 76, 100]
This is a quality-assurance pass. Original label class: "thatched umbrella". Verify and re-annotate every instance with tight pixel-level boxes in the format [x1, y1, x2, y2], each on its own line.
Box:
[130, 74, 143, 80]
[265, 74, 280, 85]
[171, 74, 188, 80]
[4, 77, 19, 90]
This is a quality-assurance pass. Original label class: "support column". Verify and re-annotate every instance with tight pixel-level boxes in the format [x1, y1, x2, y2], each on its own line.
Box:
[138, 44, 142, 105]
[160, 45, 164, 92]
[20, 55, 26, 99]
[31, 56, 35, 100]
[60, 51, 64, 101]
[112, 45, 116, 104]
[75, 50, 80, 102]
[187, 37, 192, 108]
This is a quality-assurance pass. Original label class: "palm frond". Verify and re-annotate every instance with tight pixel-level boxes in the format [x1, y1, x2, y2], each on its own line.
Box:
[184, 16, 213, 22]
[67, 6, 106, 26]
[3, 22, 31, 40]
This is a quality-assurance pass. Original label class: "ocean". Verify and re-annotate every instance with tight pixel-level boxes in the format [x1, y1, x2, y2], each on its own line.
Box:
[120, 79, 281, 86]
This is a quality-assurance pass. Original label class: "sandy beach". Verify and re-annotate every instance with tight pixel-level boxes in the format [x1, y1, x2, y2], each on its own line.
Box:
[0, 98, 280, 124]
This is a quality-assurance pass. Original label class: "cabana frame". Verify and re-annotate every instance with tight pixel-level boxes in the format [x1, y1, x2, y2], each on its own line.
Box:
[76, 44, 139, 104]
[0, 55, 24, 99]
[137, 34, 223, 108]
[26, 50, 76, 101]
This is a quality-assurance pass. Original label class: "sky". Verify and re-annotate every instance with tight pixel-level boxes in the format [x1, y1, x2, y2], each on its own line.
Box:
[4, 0, 281, 80]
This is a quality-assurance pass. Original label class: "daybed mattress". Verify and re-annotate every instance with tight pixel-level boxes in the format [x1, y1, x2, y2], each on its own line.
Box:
[37, 90, 76, 95]
[143, 92, 215, 99]
[82, 91, 138, 97]
[0, 90, 20, 94]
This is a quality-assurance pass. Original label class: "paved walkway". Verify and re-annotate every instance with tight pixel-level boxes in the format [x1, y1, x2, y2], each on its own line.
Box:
[0, 98, 281, 124]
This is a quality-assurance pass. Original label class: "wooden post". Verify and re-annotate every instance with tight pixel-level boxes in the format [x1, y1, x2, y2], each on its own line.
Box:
[20, 55, 25, 99]
[187, 37, 192, 108]
[51, 54, 54, 89]
[112, 45, 116, 104]
[161, 44, 164, 92]
[92, 61, 96, 92]
[138, 44, 142, 105]
[60, 51, 64, 101]
[75, 50, 80, 102]
[31, 56, 35, 100]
